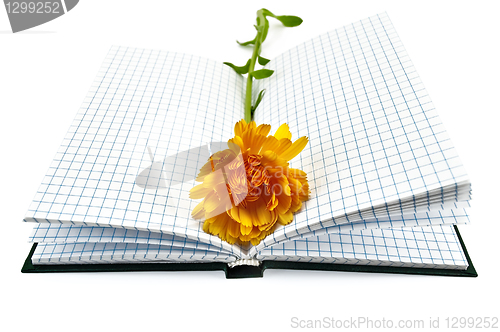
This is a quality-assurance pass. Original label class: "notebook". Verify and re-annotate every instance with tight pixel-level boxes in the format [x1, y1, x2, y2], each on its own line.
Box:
[21, 12, 477, 278]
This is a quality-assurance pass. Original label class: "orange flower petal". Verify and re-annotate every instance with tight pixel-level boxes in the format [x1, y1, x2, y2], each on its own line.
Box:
[280, 136, 309, 161]
[274, 138, 292, 156]
[240, 223, 253, 236]
[208, 213, 227, 236]
[288, 168, 308, 179]
[275, 189, 292, 214]
[266, 191, 279, 211]
[204, 191, 230, 215]
[189, 184, 212, 199]
[228, 206, 252, 227]
[191, 200, 205, 219]
[234, 119, 248, 137]
[256, 199, 272, 225]
[277, 209, 294, 225]
[274, 123, 292, 140]
[241, 226, 261, 242]
[228, 136, 245, 153]
[227, 218, 241, 238]
[290, 195, 303, 213]
[256, 124, 271, 136]
[261, 151, 288, 168]
[202, 170, 225, 188]
[259, 135, 280, 154]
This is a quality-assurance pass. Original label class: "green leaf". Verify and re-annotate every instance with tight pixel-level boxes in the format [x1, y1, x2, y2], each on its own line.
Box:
[251, 69, 274, 79]
[223, 59, 251, 75]
[275, 15, 303, 27]
[261, 8, 302, 27]
[258, 55, 270, 66]
[252, 89, 266, 112]
[261, 15, 270, 43]
[237, 38, 256, 46]
[261, 8, 275, 18]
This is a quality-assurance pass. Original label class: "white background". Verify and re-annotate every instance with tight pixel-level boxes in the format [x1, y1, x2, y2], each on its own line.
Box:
[1, 1, 499, 331]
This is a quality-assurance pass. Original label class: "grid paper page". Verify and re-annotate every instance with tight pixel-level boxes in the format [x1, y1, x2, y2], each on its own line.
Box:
[24, 46, 247, 255]
[273, 200, 471, 237]
[257, 225, 468, 270]
[30, 224, 230, 254]
[32, 242, 237, 265]
[252, 207, 470, 257]
[31, 224, 467, 269]
[30, 202, 469, 263]
[254, 13, 470, 249]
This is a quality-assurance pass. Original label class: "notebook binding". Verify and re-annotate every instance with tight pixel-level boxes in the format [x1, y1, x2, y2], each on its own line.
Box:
[227, 258, 261, 268]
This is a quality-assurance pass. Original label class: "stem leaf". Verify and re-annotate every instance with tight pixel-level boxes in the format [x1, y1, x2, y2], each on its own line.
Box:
[237, 38, 256, 46]
[223, 59, 251, 75]
[261, 15, 270, 43]
[251, 69, 274, 79]
[258, 55, 270, 66]
[274, 15, 303, 27]
[252, 89, 266, 112]
[261, 8, 303, 27]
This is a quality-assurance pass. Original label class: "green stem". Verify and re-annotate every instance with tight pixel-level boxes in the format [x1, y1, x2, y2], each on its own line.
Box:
[244, 76, 253, 122]
[229, 9, 302, 122]
[244, 10, 266, 123]
[244, 40, 259, 123]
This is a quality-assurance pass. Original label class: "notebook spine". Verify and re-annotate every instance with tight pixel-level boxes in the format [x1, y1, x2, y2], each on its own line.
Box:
[227, 258, 261, 268]
[224, 258, 263, 278]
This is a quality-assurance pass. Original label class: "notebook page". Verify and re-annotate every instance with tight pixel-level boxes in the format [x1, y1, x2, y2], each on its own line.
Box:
[255, 206, 470, 255]
[257, 225, 468, 270]
[29, 224, 230, 254]
[32, 242, 237, 265]
[253, 13, 469, 249]
[24, 46, 246, 256]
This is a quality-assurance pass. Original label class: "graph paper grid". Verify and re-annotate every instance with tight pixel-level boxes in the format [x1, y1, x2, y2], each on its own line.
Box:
[257, 225, 468, 270]
[254, 12, 470, 249]
[24, 46, 247, 255]
[31, 224, 467, 269]
[25, 13, 471, 268]
[32, 242, 237, 264]
[29, 223, 231, 254]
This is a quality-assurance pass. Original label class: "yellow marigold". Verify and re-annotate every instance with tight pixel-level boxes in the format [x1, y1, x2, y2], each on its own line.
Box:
[190, 119, 310, 245]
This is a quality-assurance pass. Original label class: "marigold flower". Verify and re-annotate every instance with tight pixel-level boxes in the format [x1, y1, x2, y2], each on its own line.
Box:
[190, 120, 310, 245]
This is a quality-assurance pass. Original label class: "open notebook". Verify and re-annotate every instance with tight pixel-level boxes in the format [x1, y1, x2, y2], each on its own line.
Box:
[21, 13, 476, 278]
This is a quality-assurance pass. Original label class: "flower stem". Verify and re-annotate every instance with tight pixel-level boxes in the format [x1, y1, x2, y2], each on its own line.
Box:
[244, 69, 254, 123]
[244, 41, 259, 123]
[244, 10, 265, 123]
[235, 9, 302, 122]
